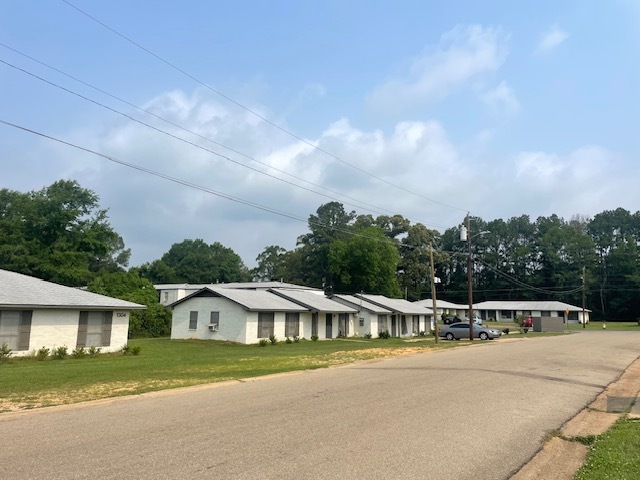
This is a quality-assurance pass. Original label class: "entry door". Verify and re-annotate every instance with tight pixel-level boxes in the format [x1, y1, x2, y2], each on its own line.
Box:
[311, 313, 318, 337]
[391, 315, 397, 337]
[325, 313, 333, 339]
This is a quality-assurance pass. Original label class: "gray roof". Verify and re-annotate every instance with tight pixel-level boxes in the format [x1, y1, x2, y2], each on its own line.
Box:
[155, 281, 321, 292]
[0, 269, 145, 310]
[330, 294, 393, 314]
[414, 299, 466, 309]
[473, 300, 590, 312]
[270, 289, 357, 313]
[355, 294, 432, 315]
[169, 287, 307, 312]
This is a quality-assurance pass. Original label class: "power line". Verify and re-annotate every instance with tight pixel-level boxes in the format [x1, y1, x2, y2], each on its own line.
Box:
[0, 46, 451, 230]
[60, 0, 469, 215]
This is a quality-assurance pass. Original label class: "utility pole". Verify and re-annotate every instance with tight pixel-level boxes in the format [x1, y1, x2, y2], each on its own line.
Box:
[582, 266, 586, 329]
[430, 242, 438, 344]
[467, 214, 474, 342]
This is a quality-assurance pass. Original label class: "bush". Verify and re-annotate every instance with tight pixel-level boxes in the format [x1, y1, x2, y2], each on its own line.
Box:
[53, 346, 68, 360]
[130, 345, 142, 355]
[364, 333, 372, 339]
[293, 335, 300, 343]
[72, 346, 86, 359]
[311, 335, 319, 342]
[378, 330, 391, 339]
[502, 328, 510, 335]
[269, 334, 278, 345]
[419, 331, 426, 337]
[36, 346, 50, 360]
[0, 342, 12, 362]
[121, 344, 141, 355]
[121, 343, 130, 355]
[258, 339, 269, 347]
[285, 337, 293, 344]
[88, 346, 101, 357]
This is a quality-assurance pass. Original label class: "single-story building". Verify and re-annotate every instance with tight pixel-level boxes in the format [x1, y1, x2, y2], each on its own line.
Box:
[414, 298, 467, 319]
[330, 294, 394, 337]
[354, 294, 433, 336]
[156, 281, 319, 306]
[0, 268, 145, 357]
[472, 300, 590, 325]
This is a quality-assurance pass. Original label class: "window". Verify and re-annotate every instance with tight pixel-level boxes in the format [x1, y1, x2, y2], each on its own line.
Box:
[209, 311, 220, 329]
[189, 311, 198, 330]
[401, 315, 408, 335]
[0, 310, 32, 351]
[378, 314, 388, 333]
[541, 311, 550, 317]
[285, 312, 299, 337]
[77, 311, 112, 348]
[258, 312, 274, 338]
[501, 311, 512, 319]
[163, 292, 169, 303]
[311, 313, 318, 336]
[412, 315, 420, 334]
[338, 313, 348, 336]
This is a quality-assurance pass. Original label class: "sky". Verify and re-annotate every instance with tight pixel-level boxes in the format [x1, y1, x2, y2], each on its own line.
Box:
[1, 0, 639, 268]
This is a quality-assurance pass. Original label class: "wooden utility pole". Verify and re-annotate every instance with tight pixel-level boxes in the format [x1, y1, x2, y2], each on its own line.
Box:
[430, 242, 438, 344]
[582, 266, 586, 329]
[467, 214, 474, 342]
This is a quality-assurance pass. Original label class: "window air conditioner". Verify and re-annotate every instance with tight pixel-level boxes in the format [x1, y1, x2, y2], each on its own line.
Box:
[208, 324, 219, 332]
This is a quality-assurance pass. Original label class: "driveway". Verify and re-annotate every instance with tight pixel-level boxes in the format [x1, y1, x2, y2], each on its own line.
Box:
[1, 331, 638, 479]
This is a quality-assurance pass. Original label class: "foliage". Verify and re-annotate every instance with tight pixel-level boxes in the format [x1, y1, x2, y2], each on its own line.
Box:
[364, 333, 372, 339]
[72, 347, 86, 359]
[0, 342, 12, 362]
[258, 339, 269, 347]
[87, 271, 171, 338]
[0, 180, 130, 286]
[36, 347, 50, 360]
[88, 346, 101, 357]
[53, 346, 68, 360]
[251, 245, 288, 281]
[285, 337, 293, 344]
[311, 335, 319, 342]
[293, 335, 300, 343]
[139, 239, 250, 284]
[378, 330, 391, 339]
[268, 334, 278, 345]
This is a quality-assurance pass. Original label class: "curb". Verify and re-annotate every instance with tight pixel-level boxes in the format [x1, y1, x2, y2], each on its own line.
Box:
[511, 355, 640, 479]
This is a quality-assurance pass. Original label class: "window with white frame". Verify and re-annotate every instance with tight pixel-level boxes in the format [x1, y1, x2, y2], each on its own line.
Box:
[285, 312, 299, 337]
[0, 310, 32, 351]
[258, 312, 274, 338]
[378, 314, 388, 333]
[209, 311, 220, 330]
[77, 311, 112, 348]
[189, 311, 198, 330]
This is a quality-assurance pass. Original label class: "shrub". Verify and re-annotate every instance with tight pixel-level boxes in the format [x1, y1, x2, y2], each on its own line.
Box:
[364, 333, 372, 339]
[378, 330, 391, 339]
[502, 328, 510, 335]
[0, 342, 12, 362]
[523, 327, 529, 334]
[36, 346, 50, 360]
[53, 346, 68, 360]
[130, 345, 142, 356]
[311, 335, 319, 342]
[269, 334, 278, 345]
[293, 335, 300, 343]
[419, 331, 426, 337]
[120, 343, 131, 355]
[258, 339, 269, 347]
[337, 332, 346, 339]
[88, 346, 101, 357]
[72, 346, 86, 359]
[285, 337, 293, 344]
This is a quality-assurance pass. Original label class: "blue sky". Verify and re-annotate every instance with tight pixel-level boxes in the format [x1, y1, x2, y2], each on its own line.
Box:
[1, 1, 639, 268]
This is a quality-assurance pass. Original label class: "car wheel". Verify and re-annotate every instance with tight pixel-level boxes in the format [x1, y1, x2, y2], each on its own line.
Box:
[445, 333, 454, 341]
[479, 332, 489, 340]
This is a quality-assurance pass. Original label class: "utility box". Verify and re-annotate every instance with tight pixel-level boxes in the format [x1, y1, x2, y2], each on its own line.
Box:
[533, 316, 564, 332]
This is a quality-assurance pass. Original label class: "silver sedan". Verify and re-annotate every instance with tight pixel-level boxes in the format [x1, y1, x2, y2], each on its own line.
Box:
[439, 322, 502, 340]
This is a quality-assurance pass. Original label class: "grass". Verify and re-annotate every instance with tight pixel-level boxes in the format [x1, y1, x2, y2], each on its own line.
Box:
[0, 336, 459, 411]
[574, 417, 640, 479]
[567, 321, 640, 331]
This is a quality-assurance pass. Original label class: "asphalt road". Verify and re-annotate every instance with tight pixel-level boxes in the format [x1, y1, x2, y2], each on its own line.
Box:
[1, 331, 639, 480]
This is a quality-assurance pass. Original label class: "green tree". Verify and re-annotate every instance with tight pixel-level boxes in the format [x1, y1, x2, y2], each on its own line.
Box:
[87, 271, 172, 337]
[251, 245, 288, 281]
[0, 180, 130, 286]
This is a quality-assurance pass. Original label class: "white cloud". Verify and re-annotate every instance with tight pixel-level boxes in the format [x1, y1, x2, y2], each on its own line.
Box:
[481, 81, 520, 114]
[368, 24, 510, 113]
[536, 25, 569, 54]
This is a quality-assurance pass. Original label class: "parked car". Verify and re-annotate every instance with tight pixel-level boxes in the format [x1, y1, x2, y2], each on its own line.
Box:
[465, 315, 483, 325]
[439, 322, 502, 340]
[443, 316, 462, 325]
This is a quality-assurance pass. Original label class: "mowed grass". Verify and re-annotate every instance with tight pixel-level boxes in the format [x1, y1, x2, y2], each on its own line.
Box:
[575, 417, 640, 480]
[567, 321, 640, 331]
[0, 336, 456, 411]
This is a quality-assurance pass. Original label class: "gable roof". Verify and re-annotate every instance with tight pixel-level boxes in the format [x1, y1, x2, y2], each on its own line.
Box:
[155, 281, 321, 292]
[473, 300, 590, 312]
[355, 294, 432, 315]
[330, 294, 393, 314]
[414, 299, 466, 310]
[269, 289, 357, 313]
[0, 269, 145, 310]
[168, 287, 307, 312]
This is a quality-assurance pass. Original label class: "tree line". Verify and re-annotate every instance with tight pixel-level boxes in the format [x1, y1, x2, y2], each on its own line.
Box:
[1, 181, 638, 327]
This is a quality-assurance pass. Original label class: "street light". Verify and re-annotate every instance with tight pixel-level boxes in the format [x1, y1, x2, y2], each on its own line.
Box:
[460, 215, 489, 342]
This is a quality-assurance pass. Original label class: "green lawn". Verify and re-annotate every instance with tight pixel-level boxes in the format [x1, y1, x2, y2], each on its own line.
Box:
[574, 417, 640, 480]
[567, 321, 640, 331]
[0, 336, 457, 411]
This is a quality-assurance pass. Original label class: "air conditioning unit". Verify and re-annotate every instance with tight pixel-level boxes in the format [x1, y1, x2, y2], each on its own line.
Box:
[208, 324, 219, 332]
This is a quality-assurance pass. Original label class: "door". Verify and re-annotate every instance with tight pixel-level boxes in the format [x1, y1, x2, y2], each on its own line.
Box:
[325, 313, 333, 339]
[391, 315, 397, 337]
[311, 313, 318, 337]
